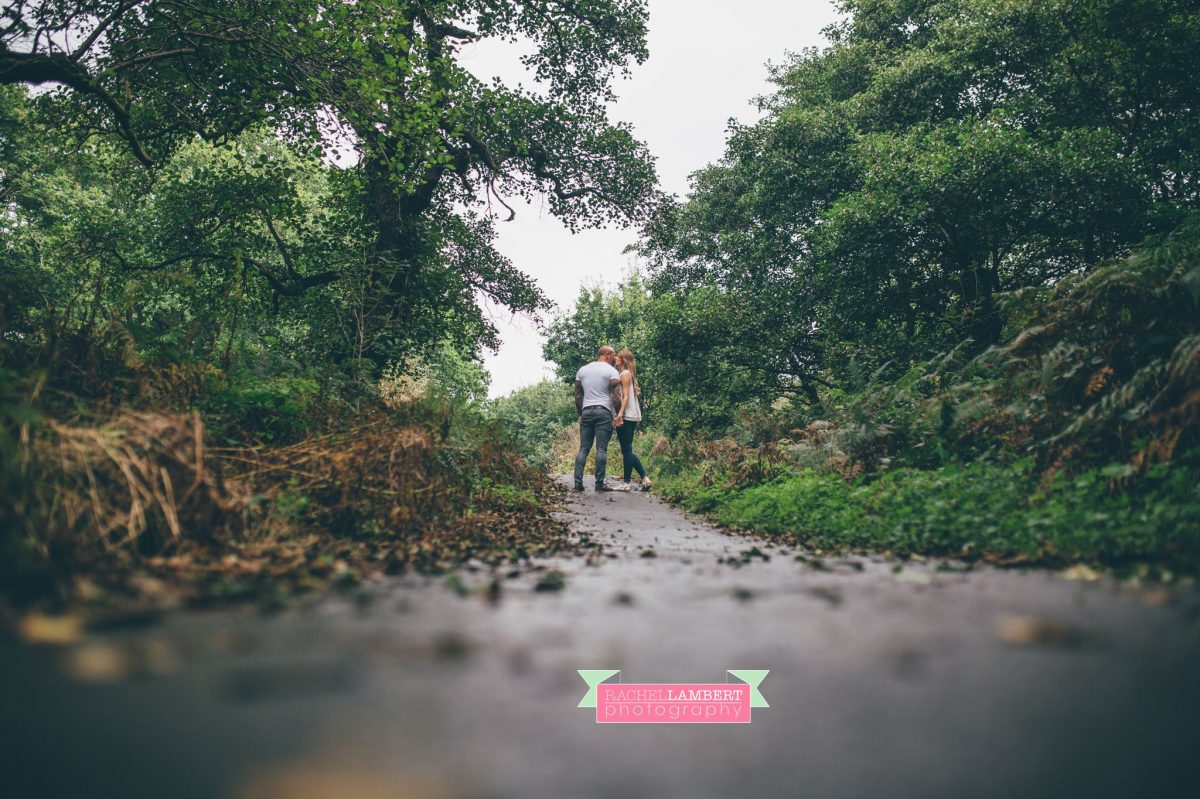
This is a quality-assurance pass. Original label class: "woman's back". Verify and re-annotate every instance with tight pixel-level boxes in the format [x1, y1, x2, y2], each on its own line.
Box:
[621, 370, 642, 421]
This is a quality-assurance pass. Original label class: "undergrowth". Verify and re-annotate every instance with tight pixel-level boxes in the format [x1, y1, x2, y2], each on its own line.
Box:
[647, 219, 1200, 573]
[0, 359, 576, 611]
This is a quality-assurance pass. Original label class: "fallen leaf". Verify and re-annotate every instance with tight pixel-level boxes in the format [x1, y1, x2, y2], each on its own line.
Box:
[534, 570, 566, 592]
[995, 614, 1089, 648]
[18, 612, 84, 646]
[1059, 564, 1102, 581]
[66, 643, 132, 682]
[1139, 587, 1173, 607]
[807, 585, 843, 606]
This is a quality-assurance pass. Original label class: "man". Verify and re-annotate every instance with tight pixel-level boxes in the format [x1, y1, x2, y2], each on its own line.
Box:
[573, 346, 624, 491]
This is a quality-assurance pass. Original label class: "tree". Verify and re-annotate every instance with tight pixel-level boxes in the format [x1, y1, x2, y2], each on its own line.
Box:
[638, 0, 1200, 428]
[488, 379, 576, 468]
[542, 272, 659, 410]
[2, 1, 660, 361]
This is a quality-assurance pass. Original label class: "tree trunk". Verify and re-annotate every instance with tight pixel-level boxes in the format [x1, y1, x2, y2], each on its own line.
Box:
[960, 263, 1001, 348]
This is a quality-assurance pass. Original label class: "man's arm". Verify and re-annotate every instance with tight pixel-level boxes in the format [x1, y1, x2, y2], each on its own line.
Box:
[609, 376, 624, 425]
[575, 379, 584, 415]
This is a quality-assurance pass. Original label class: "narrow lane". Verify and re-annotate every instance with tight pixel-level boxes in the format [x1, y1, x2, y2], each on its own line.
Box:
[4, 482, 1199, 798]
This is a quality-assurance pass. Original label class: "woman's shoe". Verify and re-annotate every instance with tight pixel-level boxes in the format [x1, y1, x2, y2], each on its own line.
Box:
[640, 477, 653, 491]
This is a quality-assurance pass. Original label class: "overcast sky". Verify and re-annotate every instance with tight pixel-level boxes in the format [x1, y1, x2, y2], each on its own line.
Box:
[459, 1, 841, 397]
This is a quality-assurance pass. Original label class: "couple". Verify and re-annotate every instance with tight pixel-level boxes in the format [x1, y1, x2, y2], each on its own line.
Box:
[573, 346, 652, 492]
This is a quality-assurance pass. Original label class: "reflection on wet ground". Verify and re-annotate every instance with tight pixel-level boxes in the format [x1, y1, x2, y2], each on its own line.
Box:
[4, 480, 1199, 798]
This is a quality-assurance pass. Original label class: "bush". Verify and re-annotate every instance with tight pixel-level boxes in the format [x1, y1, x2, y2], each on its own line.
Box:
[210, 375, 322, 443]
[488, 380, 577, 470]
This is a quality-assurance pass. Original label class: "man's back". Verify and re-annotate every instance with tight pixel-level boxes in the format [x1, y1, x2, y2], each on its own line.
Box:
[576, 360, 619, 411]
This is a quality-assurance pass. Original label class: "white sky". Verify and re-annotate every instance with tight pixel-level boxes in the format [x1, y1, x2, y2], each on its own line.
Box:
[460, 1, 841, 397]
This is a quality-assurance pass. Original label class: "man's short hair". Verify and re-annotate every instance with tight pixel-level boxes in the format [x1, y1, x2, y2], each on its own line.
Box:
[598, 346, 616, 357]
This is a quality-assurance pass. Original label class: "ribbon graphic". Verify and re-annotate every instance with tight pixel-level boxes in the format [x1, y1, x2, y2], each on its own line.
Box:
[577, 670, 769, 723]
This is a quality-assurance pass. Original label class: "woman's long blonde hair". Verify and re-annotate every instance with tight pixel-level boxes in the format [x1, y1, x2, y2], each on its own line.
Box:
[617, 349, 640, 397]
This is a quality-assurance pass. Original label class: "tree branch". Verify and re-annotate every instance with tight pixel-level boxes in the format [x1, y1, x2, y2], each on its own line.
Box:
[0, 46, 155, 166]
[71, 1, 147, 61]
[105, 47, 198, 72]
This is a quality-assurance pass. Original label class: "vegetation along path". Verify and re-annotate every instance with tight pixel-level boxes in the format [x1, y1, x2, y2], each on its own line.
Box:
[4, 481, 1199, 799]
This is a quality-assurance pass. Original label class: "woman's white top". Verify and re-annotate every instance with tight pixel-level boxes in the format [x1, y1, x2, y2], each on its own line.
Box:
[621, 370, 642, 421]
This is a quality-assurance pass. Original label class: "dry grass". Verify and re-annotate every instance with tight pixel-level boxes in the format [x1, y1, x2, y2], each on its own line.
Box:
[5, 408, 576, 608]
[18, 412, 239, 561]
[220, 417, 451, 538]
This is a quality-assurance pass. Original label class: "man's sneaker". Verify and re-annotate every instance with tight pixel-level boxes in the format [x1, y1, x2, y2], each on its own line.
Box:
[573, 481, 585, 492]
[640, 477, 653, 491]
[595, 481, 615, 492]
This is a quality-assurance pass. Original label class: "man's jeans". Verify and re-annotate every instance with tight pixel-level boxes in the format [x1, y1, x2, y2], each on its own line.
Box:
[574, 405, 614, 486]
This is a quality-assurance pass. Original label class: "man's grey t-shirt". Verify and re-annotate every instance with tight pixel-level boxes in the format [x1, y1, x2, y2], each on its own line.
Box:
[576, 360, 620, 412]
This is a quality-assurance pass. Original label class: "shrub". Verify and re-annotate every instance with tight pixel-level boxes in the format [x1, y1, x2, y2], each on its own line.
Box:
[488, 380, 578, 470]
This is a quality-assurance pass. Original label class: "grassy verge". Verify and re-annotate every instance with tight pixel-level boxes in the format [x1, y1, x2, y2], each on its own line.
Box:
[653, 454, 1200, 573]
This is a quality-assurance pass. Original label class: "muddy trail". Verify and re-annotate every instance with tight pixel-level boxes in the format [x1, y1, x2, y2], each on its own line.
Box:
[4, 480, 1199, 798]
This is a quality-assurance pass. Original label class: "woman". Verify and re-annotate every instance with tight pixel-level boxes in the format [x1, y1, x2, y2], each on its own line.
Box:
[614, 349, 652, 491]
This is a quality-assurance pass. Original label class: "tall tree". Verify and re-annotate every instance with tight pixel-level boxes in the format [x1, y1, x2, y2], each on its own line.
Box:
[2, 1, 659, 359]
[639, 0, 1200, 429]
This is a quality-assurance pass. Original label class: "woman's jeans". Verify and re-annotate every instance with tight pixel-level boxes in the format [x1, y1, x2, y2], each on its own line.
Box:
[616, 419, 647, 481]
[575, 405, 614, 485]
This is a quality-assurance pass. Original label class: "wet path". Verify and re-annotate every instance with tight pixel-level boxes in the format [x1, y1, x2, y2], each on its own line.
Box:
[4, 481, 1200, 798]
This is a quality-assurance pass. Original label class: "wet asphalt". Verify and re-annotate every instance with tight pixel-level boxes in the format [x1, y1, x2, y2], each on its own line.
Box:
[3, 479, 1199, 798]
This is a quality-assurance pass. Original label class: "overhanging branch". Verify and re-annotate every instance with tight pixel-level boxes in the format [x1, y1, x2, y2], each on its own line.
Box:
[0, 46, 155, 166]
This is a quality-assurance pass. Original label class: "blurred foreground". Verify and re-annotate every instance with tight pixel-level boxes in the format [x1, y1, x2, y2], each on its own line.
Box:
[4, 484, 1199, 799]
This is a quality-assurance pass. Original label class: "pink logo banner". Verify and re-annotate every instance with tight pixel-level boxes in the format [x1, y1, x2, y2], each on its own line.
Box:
[577, 671, 769, 724]
[597, 682, 750, 723]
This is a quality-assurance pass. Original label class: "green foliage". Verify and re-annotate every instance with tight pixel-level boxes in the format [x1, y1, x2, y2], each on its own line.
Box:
[654, 456, 1200, 570]
[488, 380, 577, 469]
[2, 0, 660, 403]
[641, 216, 1200, 570]
[210, 376, 322, 444]
[638, 0, 1200, 424]
[423, 343, 491, 409]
